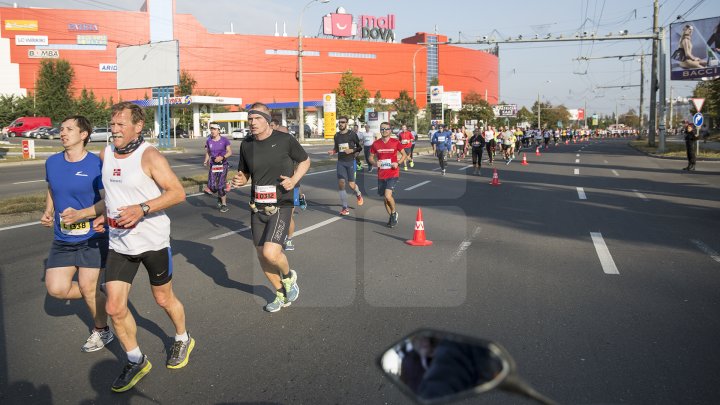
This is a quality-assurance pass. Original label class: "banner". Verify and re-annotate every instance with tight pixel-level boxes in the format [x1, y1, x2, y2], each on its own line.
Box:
[323, 93, 337, 139]
[492, 104, 517, 117]
[670, 16, 720, 80]
[568, 109, 585, 120]
[444, 91, 462, 111]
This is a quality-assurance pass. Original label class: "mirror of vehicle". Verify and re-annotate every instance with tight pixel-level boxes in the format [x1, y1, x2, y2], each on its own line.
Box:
[378, 329, 558, 405]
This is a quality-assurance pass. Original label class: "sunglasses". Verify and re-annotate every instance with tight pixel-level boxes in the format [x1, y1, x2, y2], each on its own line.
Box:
[338, 121, 347, 124]
[381, 127, 391, 131]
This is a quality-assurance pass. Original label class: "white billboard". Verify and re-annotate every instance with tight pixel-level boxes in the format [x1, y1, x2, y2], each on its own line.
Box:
[116, 40, 179, 90]
[444, 91, 462, 111]
[15, 35, 48, 46]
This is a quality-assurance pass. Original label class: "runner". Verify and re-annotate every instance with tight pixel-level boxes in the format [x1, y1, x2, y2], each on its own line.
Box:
[41, 114, 114, 353]
[430, 124, 453, 175]
[232, 102, 308, 312]
[327, 116, 364, 216]
[468, 126, 485, 175]
[203, 122, 232, 213]
[398, 124, 414, 171]
[360, 123, 375, 172]
[102, 102, 193, 393]
[455, 127, 466, 161]
[483, 126, 496, 165]
[409, 127, 418, 168]
[353, 124, 364, 171]
[368, 122, 408, 228]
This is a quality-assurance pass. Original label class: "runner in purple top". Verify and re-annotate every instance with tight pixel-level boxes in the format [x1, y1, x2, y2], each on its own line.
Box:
[204, 122, 232, 212]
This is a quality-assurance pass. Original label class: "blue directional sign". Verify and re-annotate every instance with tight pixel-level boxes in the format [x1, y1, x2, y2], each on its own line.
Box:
[693, 113, 704, 127]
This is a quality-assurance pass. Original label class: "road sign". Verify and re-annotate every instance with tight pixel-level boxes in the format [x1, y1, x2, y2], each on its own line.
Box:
[691, 98, 705, 112]
[693, 113, 704, 127]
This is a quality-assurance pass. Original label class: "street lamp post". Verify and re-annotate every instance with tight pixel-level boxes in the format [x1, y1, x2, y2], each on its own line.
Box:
[298, 0, 330, 143]
[412, 46, 426, 133]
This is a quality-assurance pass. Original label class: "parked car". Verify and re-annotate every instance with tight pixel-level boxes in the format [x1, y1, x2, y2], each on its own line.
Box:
[6, 116, 52, 138]
[89, 127, 112, 142]
[231, 128, 250, 140]
[288, 124, 312, 138]
[29, 126, 53, 138]
[40, 127, 60, 139]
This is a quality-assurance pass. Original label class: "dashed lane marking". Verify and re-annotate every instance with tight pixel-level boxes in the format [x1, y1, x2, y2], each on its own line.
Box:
[405, 180, 431, 191]
[612, 169, 620, 176]
[574, 168, 580, 175]
[633, 189, 649, 201]
[577, 187, 587, 200]
[691, 239, 720, 264]
[590, 232, 620, 275]
[450, 226, 482, 263]
[0, 221, 41, 232]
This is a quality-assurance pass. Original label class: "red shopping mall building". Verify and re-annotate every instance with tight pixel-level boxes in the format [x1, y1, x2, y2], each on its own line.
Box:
[0, 2, 498, 125]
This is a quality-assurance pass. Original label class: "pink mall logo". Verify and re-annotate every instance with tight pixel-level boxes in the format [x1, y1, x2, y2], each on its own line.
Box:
[323, 13, 353, 37]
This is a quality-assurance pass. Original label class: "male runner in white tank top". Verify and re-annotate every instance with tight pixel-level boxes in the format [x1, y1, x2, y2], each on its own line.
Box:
[101, 102, 193, 393]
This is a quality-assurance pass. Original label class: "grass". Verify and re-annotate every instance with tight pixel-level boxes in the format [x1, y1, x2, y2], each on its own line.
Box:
[0, 193, 46, 215]
[629, 140, 720, 158]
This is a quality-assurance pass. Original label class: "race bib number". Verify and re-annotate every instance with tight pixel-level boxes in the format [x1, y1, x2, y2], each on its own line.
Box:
[211, 164, 224, 173]
[401, 139, 409, 144]
[379, 159, 392, 170]
[338, 142, 349, 152]
[472, 142, 481, 147]
[437, 136, 446, 142]
[457, 141, 464, 145]
[60, 220, 90, 235]
[255, 185, 277, 203]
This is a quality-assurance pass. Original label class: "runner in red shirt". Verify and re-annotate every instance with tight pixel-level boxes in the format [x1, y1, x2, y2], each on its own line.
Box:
[398, 124, 414, 171]
[369, 122, 408, 228]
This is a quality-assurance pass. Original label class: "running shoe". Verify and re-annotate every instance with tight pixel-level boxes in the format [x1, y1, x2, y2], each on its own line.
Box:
[264, 291, 291, 312]
[340, 207, 350, 216]
[281, 269, 300, 302]
[441, 169, 446, 175]
[389, 212, 399, 228]
[368, 167, 374, 173]
[283, 238, 295, 251]
[299, 193, 307, 211]
[409, 160, 415, 168]
[386, 216, 393, 228]
[81, 328, 115, 353]
[219, 205, 229, 213]
[167, 334, 195, 369]
[356, 163, 363, 172]
[111, 355, 152, 393]
[357, 194, 364, 206]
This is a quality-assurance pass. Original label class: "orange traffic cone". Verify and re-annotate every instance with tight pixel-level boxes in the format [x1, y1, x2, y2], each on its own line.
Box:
[406, 208, 433, 246]
[535, 146, 541, 156]
[490, 168, 501, 186]
[565, 139, 569, 145]
[521, 153, 529, 166]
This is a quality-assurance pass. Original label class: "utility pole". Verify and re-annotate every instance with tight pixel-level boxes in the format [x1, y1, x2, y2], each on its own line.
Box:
[639, 54, 645, 136]
[648, 0, 659, 146]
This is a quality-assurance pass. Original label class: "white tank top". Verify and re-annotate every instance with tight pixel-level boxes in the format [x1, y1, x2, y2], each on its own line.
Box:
[102, 142, 171, 255]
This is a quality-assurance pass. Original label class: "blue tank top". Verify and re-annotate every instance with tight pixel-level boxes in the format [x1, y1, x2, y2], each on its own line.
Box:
[45, 151, 105, 242]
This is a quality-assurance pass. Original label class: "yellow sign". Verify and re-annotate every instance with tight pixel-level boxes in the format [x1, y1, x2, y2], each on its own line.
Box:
[5, 20, 38, 31]
[323, 93, 337, 138]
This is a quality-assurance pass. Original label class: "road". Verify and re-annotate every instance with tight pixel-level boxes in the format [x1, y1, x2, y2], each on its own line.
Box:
[1, 138, 719, 404]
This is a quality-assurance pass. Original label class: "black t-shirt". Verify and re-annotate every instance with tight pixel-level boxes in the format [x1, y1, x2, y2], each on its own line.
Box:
[237, 130, 309, 207]
[333, 130, 362, 162]
[469, 134, 485, 148]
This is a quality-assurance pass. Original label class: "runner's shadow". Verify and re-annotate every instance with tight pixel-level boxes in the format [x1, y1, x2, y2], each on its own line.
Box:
[373, 230, 409, 243]
[171, 238, 274, 301]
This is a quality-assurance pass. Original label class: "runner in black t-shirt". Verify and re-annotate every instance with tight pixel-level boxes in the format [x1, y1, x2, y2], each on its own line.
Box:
[232, 102, 310, 313]
[326, 116, 364, 216]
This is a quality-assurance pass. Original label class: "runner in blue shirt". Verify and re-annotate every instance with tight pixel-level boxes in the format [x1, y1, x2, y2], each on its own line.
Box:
[430, 124, 453, 175]
[41, 115, 114, 353]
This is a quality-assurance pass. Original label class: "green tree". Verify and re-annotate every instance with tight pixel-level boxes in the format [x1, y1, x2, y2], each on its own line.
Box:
[515, 106, 534, 127]
[369, 90, 390, 113]
[0, 94, 35, 127]
[391, 90, 418, 127]
[531, 100, 569, 129]
[75, 88, 109, 128]
[333, 71, 370, 121]
[35, 59, 75, 124]
[457, 91, 494, 128]
[693, 78, 719, 129]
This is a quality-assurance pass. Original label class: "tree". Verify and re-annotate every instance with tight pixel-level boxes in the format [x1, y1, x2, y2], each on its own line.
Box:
[35, 59, 75, 124]
[330, 71, 370, 122]
[693, 78, 719, 129]
[516, 106, 534, 127]
[369, 90, 390, 113]
[531, 100, 569, 129]
[75, 88, 109, 128]
[0, 94, 35, 127]
[457, 91, 494, 128]
[391, 90, 418, 127]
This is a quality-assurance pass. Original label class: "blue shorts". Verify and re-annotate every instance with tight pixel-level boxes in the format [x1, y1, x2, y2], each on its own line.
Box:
[46, 236, 109, 269]
[337, 160, 356, 182]
[378, 177, 399, 196]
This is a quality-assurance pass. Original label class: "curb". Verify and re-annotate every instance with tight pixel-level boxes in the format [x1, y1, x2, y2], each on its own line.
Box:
[628, 142, 720, 162]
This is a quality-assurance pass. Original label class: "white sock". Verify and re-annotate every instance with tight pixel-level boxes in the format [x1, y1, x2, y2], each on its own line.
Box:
[339, 190, 348, 208]
[127, 347, 143, 363]
[353, 185, 361, 197]
[175, 332, 189, 342]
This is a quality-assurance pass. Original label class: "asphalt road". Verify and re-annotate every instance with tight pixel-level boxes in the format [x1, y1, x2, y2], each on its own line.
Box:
[1, 138, 719, 404]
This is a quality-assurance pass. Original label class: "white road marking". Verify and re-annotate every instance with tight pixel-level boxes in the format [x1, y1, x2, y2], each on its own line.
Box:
[450, 226, 482, 263]
[603, 160, 608, 164]
[12, 180, 44, 184]
[293, 216, 343, 237]
[611, 169, 619, 176]
[574, 168, 580, 175]
[590, 232, 620, 275]
[458, 165, 473, 171]
[576, 154, 580, 157]
[432, 168, 440, 171]
[405, 180, 431, 191]
[170, 164, 194, 168]
[691, 239, 720, 264]
[575, 159, 580, 163]
[0, 221, 41, 232]
[633, 189, 649, 201]
[370, 187, 378, 190]
[187, 192, 204, 197]
[209, 226, 251, 240]
[304, 169, 335, 176]
[577, 187, 587, 200]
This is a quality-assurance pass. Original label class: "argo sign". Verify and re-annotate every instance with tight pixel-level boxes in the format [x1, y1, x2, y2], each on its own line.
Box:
[322, 7, 396, 42]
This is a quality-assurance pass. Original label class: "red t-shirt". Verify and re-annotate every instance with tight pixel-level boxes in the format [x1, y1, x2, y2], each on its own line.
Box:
[370, 137, 404, 180]
[398, 131, 414, 149]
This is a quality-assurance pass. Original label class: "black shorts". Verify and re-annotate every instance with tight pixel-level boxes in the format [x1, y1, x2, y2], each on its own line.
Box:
[105, 247, 173, 286]
[336, 160, 356, 182]
[378, 177, 399, 196]
[251, 206, 292, 247]
[46, 236, 108, 269]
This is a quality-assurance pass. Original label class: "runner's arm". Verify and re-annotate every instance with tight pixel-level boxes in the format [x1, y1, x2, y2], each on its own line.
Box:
[40, 187, 54, 227]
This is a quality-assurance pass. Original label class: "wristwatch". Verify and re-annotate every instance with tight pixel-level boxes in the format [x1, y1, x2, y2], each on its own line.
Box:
[139, 202, 150, 216]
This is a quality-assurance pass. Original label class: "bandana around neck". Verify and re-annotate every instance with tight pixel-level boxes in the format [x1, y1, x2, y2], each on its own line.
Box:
[115, 135, 144, 155]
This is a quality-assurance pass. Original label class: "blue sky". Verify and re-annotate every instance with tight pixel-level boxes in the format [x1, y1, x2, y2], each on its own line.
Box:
[4, 0, 719, 118]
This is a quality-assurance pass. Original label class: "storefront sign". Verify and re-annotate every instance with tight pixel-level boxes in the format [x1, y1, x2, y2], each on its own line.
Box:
[323, 93, 337, 139]
[430, 86, 444, 104]
[322, 9, 396, 42]
[77, 35, 107, 45]
[360, 14, 395, 42]
[5, 20, 38, 31]
[15, 35, 48, 46]
[68, 23, 99, 32]
[99, 63, 117, 72]
[28, 49, 59, 58]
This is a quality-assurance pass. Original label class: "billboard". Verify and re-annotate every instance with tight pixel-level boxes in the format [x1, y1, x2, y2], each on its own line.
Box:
[568, 109, 585, 120]
[116, 40, 179, 90]
[323, 93, 337, 139]
[670, 16, 720, 80]
[430, 86, 444, 103]
[444, 91, 462, 111]
[492, 104, 517, 117]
